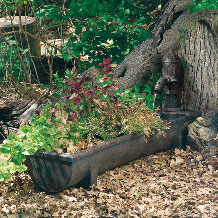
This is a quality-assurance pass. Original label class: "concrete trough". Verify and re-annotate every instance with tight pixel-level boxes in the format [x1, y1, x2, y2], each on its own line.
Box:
[25, 110, 201, 193]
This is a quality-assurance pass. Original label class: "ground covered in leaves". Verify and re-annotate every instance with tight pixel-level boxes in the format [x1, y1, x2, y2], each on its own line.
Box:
[0, 147, 217, 218]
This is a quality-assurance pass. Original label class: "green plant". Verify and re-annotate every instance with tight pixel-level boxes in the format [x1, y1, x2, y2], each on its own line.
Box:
[0, 59, 168, 182]
[63, 58, 157, 122]
[29, 0, 163, 73]
[0, 36, 30, 81]
[0, 104, 76, 181]
[188, 0, 218, 14]
[85, 100, 165, 141]
[52, 71, 69, 98]
[143, 68, 163, 107]
[0, 0, 164, 84]
[0, 153, 26, 182]
[63, 0, 153, 72]
[179, 29, 188, 47]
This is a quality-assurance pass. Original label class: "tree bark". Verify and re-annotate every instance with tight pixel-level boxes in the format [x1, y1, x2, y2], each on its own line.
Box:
[112, 0, 217, 119]
[179, 17, 217, 118]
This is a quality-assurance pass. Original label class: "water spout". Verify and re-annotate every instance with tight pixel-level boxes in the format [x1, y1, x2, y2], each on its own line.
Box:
[152, 77, 169, 109]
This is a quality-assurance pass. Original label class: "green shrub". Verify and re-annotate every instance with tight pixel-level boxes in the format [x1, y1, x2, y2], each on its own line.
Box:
[0, 37, 30, 81]
[188, 0, 218, 13]
[0, 58, 168, 182]
[30, 0, 159, 72]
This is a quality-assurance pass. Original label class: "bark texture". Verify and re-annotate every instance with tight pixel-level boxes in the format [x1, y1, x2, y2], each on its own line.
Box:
[179, 18, 217, 118]
[112, 0, 218, 119]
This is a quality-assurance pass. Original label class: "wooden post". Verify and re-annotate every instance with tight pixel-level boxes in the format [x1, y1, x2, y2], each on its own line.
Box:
[0, 16, 41, 58]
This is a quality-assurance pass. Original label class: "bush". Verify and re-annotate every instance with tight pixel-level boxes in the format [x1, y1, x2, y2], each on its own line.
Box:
[0, 37, 30, 81]
[0, 58, 168, 182]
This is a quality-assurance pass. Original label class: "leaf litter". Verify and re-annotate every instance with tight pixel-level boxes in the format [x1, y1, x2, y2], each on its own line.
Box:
[0, 146, 217, 217]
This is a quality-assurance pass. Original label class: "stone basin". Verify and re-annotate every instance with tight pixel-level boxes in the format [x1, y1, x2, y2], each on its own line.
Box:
[25, 110, 201, 193]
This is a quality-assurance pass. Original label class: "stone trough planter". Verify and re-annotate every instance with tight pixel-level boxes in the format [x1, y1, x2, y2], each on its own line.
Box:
[25, 110, 201, 193]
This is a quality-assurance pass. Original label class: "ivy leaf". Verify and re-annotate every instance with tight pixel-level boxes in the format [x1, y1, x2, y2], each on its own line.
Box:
[52, 92, 60, 98]
[0, 147, 10, 153]
[143, 84, 151, 95]
[70, 36, 77, 43]
[134, 84, 141, 93]
[75, 24, 83, 35]
[16, 165, 27, 172]
[145, 95, 152, 103]
[81, 30, 90, 40]
[124, 9, 130, 15]
[12, 152, 26, 166]
[20, 125, 31, 133]
[64, 52, 72, 63]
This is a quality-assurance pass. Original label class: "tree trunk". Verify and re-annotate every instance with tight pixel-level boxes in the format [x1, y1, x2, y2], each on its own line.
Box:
[179, 18, 217, 118]
[112, 0, 217, 119]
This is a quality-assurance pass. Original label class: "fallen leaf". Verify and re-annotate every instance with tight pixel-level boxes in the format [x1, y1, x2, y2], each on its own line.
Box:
[170, 157, 184, 167]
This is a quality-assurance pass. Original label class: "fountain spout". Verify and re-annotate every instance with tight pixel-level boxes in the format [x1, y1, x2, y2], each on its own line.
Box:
[152, 76, 170, 108]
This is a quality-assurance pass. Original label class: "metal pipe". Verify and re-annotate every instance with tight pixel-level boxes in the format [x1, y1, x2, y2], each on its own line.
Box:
[152, 77, 170, 108]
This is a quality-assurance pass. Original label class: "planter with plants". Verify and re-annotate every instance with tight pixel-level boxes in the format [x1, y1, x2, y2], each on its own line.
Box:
[0, 59, 199, 193]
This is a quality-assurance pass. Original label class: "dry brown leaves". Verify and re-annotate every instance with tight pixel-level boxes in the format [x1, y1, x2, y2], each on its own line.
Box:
[0, 82, 49, 105]
[0, 146, 217, 218]
[0, 83, 21, 109]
